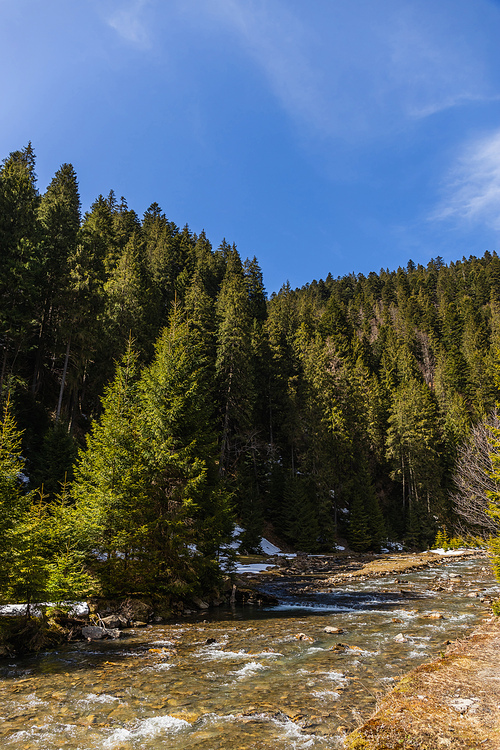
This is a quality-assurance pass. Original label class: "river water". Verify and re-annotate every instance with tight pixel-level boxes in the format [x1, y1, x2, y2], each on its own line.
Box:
[0, 555, 497, 750]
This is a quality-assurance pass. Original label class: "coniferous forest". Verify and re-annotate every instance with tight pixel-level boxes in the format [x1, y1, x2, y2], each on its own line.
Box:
[2, 143, 500, 604]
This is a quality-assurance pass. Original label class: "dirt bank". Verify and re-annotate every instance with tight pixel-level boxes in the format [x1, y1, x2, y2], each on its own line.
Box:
[344, 616, 500, 749]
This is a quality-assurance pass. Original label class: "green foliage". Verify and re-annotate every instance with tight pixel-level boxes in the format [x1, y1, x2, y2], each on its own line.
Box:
[31, 422, 77, 498]
[0, 401, 95, 608]
[71, 341, 150, 593]
[434, 528, 449, 550]
[345, 466, 385, 553]
[283, 476, 321, 553]
[71, 312, 234, 597]
[5, 142, 500, 585]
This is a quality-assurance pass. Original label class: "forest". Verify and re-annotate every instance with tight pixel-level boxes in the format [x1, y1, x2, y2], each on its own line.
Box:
[2, 143, 500, 605]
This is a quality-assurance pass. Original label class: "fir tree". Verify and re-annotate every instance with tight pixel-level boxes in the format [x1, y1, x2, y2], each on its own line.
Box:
[71, 342, 148, 594]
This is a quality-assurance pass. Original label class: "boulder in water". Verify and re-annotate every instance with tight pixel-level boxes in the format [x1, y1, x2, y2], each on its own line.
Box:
[324, 626, 344, 634]
[82, 625, 105, 640]
[120, 598, 153, 623]
[82, 625, 120, 640]
[191, 596, 210, 610]
[101, 614, 126, 629]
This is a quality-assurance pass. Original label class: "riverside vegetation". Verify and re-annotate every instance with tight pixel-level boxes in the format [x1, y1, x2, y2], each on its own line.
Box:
[3, 143, 500, 638]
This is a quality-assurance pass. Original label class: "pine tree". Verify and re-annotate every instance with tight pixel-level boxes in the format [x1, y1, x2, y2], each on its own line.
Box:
[0, 397, 32, 592]
[34, 163, 81, 396]
[0, 144, 41, 389]
[216, 246, 254, 475]
[386, 377, 443, 542]
[347, 487, 372, 552]
[31, 422, 78, 500]
[0, 399, 91, 609]
[71, 342, 148, 594]
[139, 305, 233, 592]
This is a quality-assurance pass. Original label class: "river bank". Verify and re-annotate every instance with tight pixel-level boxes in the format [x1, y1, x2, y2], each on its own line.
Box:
[0, 549, 492, 658]
[345, 615, 500, 749]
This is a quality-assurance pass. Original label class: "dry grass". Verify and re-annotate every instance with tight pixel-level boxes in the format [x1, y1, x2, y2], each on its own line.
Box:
[344, 617, 500, 749]
[326, 552, 482, 585]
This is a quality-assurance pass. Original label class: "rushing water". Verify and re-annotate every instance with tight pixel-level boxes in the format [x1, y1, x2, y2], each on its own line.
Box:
[0, 556, 497, 750]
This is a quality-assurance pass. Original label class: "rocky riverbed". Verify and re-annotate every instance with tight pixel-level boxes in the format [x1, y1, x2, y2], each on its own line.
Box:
[0, 551, 497, 749]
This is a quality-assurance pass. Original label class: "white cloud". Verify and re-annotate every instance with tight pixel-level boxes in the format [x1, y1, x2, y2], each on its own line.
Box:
[384, 6, 486, 121]
[107, 0, 151, 49]
[433, 130, 500, 230]
[192, 0, 328, 134]
[179, 0, 499, 143]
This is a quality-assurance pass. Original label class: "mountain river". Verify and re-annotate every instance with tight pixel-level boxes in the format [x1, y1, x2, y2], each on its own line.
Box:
[0, 555, 497, 750]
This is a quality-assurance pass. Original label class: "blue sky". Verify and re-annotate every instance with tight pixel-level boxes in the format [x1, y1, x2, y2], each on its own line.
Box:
[2, 1, 500, 293]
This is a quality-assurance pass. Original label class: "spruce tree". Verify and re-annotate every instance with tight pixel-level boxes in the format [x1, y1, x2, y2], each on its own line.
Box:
[0, 397, 32, 593]
[216, 246, 254, 475]
[71, 342, 148, 594]
[34, 163, 81, 396]
[139, 305, 233, 592]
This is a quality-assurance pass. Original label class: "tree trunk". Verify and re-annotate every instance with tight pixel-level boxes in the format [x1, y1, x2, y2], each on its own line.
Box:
[219, 367, 232, 474]
[56, 337, 71, 422]
[0, 342, 7, 389]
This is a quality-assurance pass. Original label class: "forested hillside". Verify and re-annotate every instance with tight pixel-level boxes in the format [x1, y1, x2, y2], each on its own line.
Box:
[2, 144, 500, 600]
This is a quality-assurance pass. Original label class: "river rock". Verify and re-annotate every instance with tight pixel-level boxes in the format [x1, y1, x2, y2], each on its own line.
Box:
[424, 612, 444, 620]
[191, 597, 210, 609]
[295, 633, 314, 642]
[101, 614, 126, 629]
[82, 625, 105, 640]
[120, 598, 153, 623]
[394, 633, 408, 643]
[81, 625, 120, 640]
[324, 626, 344, 634]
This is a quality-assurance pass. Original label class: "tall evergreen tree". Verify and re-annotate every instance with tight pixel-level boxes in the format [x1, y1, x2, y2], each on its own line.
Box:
[33, 163, 81, 397]
[216, 246, 254, 476]
[0, 144, 41, 390]
[71, 342, 148, 594]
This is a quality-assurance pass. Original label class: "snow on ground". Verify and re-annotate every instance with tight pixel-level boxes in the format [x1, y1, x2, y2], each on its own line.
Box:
[260, 537, 282, 555]
[0, 601, 89, 617]
[227, 526, 297, 573]
[429, 548, 477, 556]
[234, 562, 276, 573]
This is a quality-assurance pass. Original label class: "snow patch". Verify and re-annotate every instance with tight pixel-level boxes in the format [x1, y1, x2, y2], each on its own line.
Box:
[430, 548, 473, 556]
[0, 601, 89, 617]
